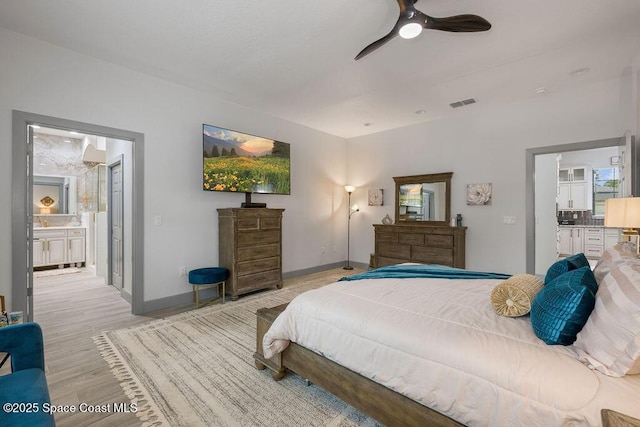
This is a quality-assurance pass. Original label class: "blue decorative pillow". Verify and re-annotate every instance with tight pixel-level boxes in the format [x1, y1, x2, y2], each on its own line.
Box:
[530, 266, 598, 345]
[544, 253, 590, 284]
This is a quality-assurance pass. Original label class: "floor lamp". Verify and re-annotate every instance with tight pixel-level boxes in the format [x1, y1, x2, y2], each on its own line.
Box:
[344, 186, 359, 270]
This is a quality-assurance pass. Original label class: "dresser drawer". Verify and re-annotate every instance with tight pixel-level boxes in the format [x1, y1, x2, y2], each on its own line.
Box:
[424, 234, 453, 247]
[260, 217, 281, 230]
[237, 217, 260, 230]
[237, 256, 280, 276]
[399, 233, 424, 246]
[237, 230, 280, 246]
[376, 232, 398, 243]
[411, 246, 454, 266]
[237, 269, 281, 289]
[377, 243, 410, 259]
[237, 244, 280, 261]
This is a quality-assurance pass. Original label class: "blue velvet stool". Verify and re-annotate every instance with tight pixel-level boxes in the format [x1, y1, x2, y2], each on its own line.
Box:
[188, 267, 229, 308]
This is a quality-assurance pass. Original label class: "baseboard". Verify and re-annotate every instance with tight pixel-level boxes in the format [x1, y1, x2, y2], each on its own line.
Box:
[120, 288, 132, 304]
[282, 261, 368, 279]
[142, 261, 369, 313]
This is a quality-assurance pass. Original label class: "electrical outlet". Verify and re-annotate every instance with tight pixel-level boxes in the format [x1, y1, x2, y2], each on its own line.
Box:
[179, 267, 187, 276]
[321, 246, 326, 254]
[154, 215, 163, 226]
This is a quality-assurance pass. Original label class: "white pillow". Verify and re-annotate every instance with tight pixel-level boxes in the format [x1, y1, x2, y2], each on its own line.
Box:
[592, 241, 639, 284]
[573, 262, 640, 376]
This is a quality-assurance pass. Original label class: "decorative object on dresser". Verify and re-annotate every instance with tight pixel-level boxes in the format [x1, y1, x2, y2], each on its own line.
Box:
[374, 224, 466, 268]
[217, 208, 284, 300]
[605, 197, 640, 254]
[343, 186, 359, 270]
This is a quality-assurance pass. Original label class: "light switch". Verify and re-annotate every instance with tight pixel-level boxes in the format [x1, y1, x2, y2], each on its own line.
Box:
[154, 215, 163, 226]
[503, 216, 516, 225]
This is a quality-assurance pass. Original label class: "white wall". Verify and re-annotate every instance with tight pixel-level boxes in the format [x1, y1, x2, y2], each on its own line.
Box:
[1, 26, 637, 308]
[347, 78, 632, 274]
[0, 28, 347, 307]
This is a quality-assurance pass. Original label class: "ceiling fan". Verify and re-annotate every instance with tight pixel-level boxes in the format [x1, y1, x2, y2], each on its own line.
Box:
[355, 0, 491, 60]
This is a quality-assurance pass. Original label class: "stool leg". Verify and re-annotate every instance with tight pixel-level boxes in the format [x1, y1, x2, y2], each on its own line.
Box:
[222, 281, 226, 304]
[195, 286, 200, 309]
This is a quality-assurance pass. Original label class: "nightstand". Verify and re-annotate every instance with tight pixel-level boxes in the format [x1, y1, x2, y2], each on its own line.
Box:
[602, 409, 640, 427]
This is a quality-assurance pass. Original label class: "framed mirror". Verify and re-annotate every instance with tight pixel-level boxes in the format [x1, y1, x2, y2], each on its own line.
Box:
[393, 172, 452, 225]
[33, 175, 77, 215]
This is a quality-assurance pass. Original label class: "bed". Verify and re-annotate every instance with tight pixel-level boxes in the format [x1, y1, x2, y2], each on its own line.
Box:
[255, 245, 640, 426]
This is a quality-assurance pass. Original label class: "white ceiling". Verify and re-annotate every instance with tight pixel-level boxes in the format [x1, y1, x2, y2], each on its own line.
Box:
[1, 0, 639, 138]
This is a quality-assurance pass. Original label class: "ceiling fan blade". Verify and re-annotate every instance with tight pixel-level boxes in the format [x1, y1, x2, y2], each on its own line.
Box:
[355, 27, 398, 60]
[422, 14, 491, 32]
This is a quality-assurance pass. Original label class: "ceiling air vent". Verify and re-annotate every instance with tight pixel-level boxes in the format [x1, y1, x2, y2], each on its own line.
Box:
[449, 98, 477, 109]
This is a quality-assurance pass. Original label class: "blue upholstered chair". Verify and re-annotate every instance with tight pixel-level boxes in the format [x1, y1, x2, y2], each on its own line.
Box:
[188, 267, 229, 308]
[0, 322, 55, 426]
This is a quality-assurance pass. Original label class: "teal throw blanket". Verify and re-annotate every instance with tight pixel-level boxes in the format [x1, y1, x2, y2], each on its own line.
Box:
[339, 264, 511, 282]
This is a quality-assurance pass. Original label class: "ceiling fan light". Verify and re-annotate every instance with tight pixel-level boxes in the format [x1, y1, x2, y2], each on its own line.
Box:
[399, 22, 422, 39]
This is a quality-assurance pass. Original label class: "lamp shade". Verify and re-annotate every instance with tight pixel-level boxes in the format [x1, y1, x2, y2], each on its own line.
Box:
[604, 198, 640, 228]
[344, 185, 356, 193]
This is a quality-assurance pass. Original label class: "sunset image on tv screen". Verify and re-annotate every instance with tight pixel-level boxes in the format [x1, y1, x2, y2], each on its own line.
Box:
[202, 124, 291, 194]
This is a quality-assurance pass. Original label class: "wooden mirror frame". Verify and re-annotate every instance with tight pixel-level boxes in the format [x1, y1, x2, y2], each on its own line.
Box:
[393, 172, 452, 226]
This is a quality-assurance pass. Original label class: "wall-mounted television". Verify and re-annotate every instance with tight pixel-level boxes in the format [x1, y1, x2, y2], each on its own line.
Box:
[203, 124, 290, 207]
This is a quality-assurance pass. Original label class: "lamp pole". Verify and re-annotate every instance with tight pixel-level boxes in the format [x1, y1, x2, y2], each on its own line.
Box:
[344, 186, 358, 270]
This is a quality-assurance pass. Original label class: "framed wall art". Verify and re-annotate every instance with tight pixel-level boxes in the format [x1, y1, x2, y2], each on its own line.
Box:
[467, 183, 492, 206]
[368, 188, 384, 206]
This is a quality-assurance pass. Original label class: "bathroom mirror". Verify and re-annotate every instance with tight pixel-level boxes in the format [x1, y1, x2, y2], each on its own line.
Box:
[33, 175, 77, 215]
[393, 172, 452, 225]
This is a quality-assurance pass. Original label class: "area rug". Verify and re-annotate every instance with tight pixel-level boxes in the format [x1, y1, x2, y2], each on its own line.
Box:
[94, 270, 381, 427]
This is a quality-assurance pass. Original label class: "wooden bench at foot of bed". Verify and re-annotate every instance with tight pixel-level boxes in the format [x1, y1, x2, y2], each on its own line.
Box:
[253, 303, 462, 427]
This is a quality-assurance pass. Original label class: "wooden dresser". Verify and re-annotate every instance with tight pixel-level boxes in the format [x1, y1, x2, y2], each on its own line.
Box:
[218, 208, 284, 300]
[373, 224, 466, 268]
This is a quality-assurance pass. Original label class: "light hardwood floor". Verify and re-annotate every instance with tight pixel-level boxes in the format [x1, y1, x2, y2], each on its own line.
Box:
[32, 270, 190, 426]
[28, 267, 353, 426]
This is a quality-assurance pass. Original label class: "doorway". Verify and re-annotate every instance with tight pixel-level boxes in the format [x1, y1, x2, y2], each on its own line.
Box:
[11, 111, 145, 320]
[525, 134, 636, 275]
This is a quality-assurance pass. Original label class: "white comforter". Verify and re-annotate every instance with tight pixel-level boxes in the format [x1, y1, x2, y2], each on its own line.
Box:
[263, 276, 640, 426]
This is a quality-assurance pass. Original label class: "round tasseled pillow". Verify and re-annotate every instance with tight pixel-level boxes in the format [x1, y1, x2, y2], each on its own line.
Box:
[491, 274, 544, 317]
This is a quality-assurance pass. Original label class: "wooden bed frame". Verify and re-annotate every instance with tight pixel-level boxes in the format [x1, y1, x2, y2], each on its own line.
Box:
[253, 303, 462, 427]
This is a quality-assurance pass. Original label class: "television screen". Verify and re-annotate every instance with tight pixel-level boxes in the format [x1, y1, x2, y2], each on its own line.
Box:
[202, 124, 290, 195]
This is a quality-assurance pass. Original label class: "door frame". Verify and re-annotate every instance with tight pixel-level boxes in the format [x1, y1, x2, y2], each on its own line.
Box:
[12, 110, 145, 318]
[525, 135, 634, 274]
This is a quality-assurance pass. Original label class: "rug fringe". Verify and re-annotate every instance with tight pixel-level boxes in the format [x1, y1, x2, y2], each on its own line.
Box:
[93, 333, 168, 426]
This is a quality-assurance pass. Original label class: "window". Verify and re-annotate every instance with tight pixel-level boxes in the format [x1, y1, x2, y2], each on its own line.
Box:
[592, 167, 619, 216]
